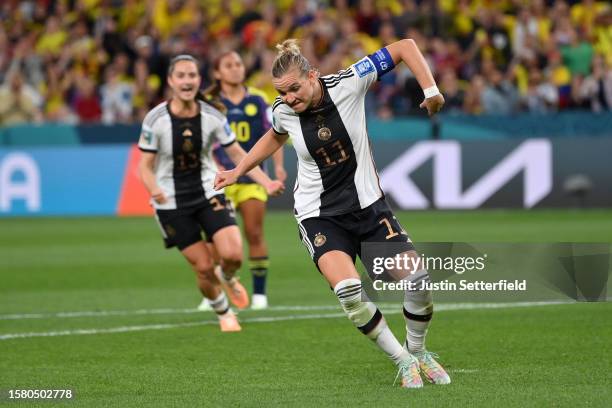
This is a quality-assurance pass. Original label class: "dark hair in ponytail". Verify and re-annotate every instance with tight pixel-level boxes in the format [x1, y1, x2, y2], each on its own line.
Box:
[202, 50, 238, 114]
[196, 91, 227, 114]
[168, 54, 226, 114]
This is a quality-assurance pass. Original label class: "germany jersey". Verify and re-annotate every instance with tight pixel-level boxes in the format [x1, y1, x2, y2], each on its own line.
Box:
[138, 101, 236, 210]
[271, 48, 396, 222]
[213, 87, 271, 184]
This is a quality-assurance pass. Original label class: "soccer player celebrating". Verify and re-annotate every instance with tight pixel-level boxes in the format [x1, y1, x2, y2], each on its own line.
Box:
[203, 50, 286, 310]
[214, 39, 450, 387]
[138, 54, 284, 332]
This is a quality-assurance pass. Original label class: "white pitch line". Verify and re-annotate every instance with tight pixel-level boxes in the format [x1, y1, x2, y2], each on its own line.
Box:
[0, 312, 349, 341]
[0, 305, 343, 320]
[0, 300, 574, 321]
[0, 300, 575, 341]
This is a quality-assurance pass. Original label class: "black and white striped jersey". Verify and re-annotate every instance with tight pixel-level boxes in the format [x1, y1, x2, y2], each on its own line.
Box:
[272, 48, 396, 222]
[138, 101, 236, 210]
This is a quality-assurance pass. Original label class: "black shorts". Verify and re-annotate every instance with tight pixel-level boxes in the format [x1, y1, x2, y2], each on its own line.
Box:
[297, 198, 415, 267]
[155, 195, 236, 250]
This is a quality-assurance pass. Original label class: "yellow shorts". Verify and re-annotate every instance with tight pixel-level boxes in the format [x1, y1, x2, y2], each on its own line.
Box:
[224, 183, 268, 207]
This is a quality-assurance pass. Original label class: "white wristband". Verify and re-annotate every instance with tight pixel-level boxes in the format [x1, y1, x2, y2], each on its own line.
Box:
[423, 85, 440, 99]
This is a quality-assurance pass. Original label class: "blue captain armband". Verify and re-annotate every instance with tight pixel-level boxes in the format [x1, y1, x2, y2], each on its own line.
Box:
[368, 47, 395, 79]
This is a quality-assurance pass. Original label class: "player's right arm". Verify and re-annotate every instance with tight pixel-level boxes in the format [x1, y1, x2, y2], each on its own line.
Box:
[214, 128, 288, 190]
[385, 39, 444, 116]
[137, 116, 166, 204]
[350, 40, 443, 116]
[138, 151, 167, 204]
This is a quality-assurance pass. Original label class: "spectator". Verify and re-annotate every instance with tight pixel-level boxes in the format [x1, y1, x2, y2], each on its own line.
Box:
[132, 58, 160, 121]
[233, 0, 263, 35]
[481, 69, 519, 115]
[545, 48, 573, 109]
[0, 27, 10, 83]
[439, 69, 465, 114]
[523, 68, 559, 113]
[100, 66, 134, 124]
[579, 54, 612, 112]
[355, 0, 381, 37]
[35, 16, 67, 57]
[512, 7, 539, 60]
[560, 29, 594, 77]
[151, 0, 198, 40]
[0, 70, 43, 126]
[73, 77, 102, 123]
[0, 0, 609, 124]
[43, 64, 77, 124]
[463, 74, 486, 114]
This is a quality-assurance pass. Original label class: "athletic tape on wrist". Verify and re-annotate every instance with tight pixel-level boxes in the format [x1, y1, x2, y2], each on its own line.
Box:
[423, 85, 440, 99]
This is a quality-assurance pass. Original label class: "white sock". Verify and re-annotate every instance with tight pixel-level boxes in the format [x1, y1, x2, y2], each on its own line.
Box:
[209, 292, 230, 316]
[334, 278, 409, 365]
[374, 320, 411, 365]
[402, 271, 433, 353]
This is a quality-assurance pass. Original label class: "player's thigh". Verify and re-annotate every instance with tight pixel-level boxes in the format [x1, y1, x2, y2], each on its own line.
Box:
[298, 217, 359, 271]
[211, 225, 243, 261]
[361, 199, 419, 281]
[206, 242, 220, 264]
[239, 198, 266, 241]
[317, 250, 360, 288]
[155, 209, 203, 251]
[362, 199, 413, 244]
[180, 241, 215, 275]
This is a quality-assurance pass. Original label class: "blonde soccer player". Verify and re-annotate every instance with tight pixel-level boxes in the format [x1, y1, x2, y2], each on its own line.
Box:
[215, 39, 450, 387]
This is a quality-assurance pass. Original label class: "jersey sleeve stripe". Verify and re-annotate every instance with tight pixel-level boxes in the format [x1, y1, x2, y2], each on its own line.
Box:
[321, 72, 355, 87]
[143, 103, 168, 128]
[322, 70, 354, 81]
[324, 73, 356, 89]
[138, 146, 158, 153]
[272, 99, 285, 112]
[322, 75, 354, 84]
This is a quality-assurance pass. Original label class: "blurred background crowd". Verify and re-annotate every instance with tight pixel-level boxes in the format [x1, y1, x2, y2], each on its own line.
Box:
[0, 0, 611, 126]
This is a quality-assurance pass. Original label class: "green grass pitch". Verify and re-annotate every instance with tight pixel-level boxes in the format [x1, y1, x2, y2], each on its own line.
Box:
[1, 210, 611, 407]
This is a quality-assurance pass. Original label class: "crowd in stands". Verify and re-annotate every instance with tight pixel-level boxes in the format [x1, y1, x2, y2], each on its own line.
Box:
[0, 0, 611, 127]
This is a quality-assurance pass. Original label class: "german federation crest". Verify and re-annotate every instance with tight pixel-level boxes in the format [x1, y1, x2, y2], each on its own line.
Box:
[318, 127, 332, 141]
[314, 233, 327, 247]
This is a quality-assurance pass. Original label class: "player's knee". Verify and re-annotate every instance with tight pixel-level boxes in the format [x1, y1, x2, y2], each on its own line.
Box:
[193, 259, 214, 278]
[334, 278, 383, 338]
[403, 272, 434, 316]
[245, 228, 264, 247]
[407, 298, 433, 316]
[221, 251, 242, 269]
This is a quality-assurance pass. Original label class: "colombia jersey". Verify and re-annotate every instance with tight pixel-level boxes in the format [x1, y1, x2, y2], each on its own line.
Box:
[213, 87, 272, 184]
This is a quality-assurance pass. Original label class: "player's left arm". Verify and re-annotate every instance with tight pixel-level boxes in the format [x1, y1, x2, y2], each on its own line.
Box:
[261, 98, 287, 183]
[224, 141, 284, 196]
[385, 39, 445, 116]
[271, 143, 286, 183]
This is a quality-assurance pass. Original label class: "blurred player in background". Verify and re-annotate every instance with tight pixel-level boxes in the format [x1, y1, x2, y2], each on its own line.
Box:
[215, 39, 450, 387]
[196, 51, 286, 311]
[138, 54, 284, 332]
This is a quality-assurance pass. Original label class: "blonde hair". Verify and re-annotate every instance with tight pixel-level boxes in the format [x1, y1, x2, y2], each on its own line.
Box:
[272, 39, 311, 78]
